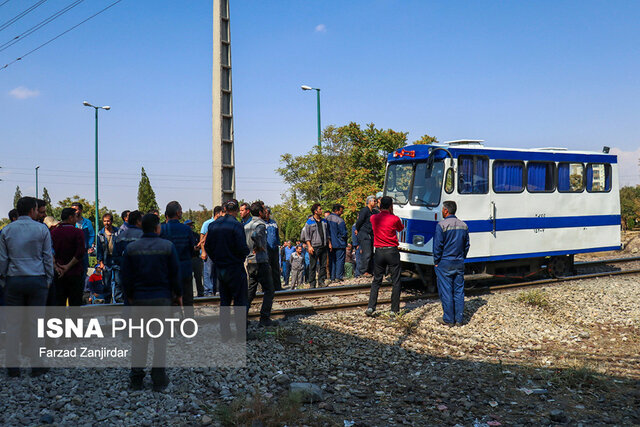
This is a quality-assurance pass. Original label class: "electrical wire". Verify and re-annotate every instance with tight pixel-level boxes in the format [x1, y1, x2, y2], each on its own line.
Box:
[0, 0, 123, 71]
[0, 0, 48, 33]
[0, 0, 12, 9]
[0, 0, 85, 53]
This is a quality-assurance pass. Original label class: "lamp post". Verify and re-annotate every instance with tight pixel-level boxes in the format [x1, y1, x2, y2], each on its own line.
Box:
[83, 101, 110, 236]
[301, 85, 321, 148]
[35, 166, 40, 198]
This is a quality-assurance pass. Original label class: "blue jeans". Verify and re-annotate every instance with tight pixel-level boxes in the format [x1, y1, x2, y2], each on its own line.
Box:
[353, 246, 361, 277]
[435, 262, 465, 324]
[282, 260, 290, 285]
[112, 267, 124, 304]
[203, 257, 216, 295]
[330, 248, 346, 280]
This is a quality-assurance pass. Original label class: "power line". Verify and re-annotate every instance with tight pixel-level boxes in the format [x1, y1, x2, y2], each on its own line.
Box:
[0, 1, 12, 9]
[0, 0, 48, 33]
[0, 0, 85, 53]
[0, 0, 123, 71]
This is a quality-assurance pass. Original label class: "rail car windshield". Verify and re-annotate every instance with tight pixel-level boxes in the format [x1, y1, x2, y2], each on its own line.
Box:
[384, 160, 444, 206]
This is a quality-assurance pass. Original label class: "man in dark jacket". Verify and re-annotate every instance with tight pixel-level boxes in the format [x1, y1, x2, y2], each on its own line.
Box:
[160, 201, 197, 315]
[50, 208, 86, 306]
[112, 210, 143, 303]
[204, 200, 250, 339]
[264, 207, 282, 291]
[326, 204, 348, 282]
[301, 203, 331, 288]
[355, 195, 378, 276]
[121, 213, 182, 391]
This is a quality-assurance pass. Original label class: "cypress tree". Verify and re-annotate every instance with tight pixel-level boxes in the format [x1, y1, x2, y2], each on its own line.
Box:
[42, 187, 53, 216]
[13, 186, 22, 207]
[137, 167, 159, 213]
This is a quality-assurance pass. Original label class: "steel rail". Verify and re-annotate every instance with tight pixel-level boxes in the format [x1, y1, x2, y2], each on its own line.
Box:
[253, 267, 640, 320]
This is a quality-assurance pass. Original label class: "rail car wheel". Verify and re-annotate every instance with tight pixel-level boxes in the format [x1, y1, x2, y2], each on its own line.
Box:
[547, 255, 574, 278]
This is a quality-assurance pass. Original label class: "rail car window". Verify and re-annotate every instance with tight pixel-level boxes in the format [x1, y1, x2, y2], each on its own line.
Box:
[411, 161, 445, 206]
[383, 162, 413, 204]
[527, 162, 555, 192]
[458, 155, 489, 194]
[557, 162, 584, 192]
[586, 163, 611, 192]
[493, 161, 524, 193]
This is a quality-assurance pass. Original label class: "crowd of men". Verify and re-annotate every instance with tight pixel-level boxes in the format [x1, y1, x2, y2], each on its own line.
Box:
[0, 194, 469, 386]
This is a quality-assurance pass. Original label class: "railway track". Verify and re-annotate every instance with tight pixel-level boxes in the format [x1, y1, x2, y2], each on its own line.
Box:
[191, 255, 640, 306]
[236, 256, 640, 320]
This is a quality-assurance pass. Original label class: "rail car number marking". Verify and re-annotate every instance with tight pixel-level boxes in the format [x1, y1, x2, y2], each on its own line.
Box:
[534, 228, 545, 233]
[535, 213, 546, 218]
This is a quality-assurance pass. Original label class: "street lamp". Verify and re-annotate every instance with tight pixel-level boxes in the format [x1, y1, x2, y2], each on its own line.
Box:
[301, 85, 321, 148]
[35, 166, 40, 198]
[83, 101, 110, 236]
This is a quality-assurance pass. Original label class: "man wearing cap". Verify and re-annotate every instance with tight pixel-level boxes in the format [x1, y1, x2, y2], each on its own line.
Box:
[50, 207, 87, 306]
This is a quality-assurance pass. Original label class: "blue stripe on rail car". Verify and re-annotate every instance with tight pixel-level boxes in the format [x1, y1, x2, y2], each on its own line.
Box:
[466, 246, 622, 263]
[402, 215, 620, 238]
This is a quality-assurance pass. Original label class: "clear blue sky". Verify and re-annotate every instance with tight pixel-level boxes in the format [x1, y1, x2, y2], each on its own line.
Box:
[1, 0, 639, 215]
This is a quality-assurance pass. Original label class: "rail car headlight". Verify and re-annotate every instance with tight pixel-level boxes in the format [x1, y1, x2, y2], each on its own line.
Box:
[413, 235, 425, 246]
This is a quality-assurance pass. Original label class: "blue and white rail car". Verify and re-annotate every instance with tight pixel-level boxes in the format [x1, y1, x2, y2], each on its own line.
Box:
[383, 141, 621, 282]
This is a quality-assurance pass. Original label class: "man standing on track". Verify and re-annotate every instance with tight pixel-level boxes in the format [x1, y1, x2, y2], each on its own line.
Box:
[365, 196, 404, 316]
[50, 208, 86, 306]
[301, 203, 331, 288]
[433, 200, 470, 326]
[326, 204, 348, 282]
[0, 197, 54, 377]
[160, 201, 197, 316]
[244, 202, 276, 326]
[355, 195, 377, 276]
[204, 200, 250, 339]
[264, 207, 282, 291]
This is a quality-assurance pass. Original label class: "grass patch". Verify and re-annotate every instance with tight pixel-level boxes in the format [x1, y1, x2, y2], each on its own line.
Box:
[517, 289, 550, 309]
[215, 391, 336, 426]
[381, 310, 418, 334]
[550, 361, 606, 390]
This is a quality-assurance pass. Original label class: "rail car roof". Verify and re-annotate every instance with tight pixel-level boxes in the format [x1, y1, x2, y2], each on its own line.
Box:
[387, 144, 617, 164]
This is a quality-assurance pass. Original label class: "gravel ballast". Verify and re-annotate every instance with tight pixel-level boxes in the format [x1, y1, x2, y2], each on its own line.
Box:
[1, 273, 639, 426]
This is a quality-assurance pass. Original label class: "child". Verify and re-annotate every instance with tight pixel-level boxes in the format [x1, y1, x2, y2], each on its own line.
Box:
[290, 245, 305, 290]
[88, 265, 108, 304]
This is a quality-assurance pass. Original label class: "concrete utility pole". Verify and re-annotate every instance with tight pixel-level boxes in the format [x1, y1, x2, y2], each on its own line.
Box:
[212, 0, 235, 207]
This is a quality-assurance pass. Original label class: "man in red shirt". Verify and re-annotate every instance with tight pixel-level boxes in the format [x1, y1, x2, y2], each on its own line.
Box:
[50, 208, 86, 306]
[366, 196, 404, 316]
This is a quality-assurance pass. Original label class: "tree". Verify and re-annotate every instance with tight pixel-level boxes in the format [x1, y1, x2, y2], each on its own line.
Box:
[413, 133, 438, 145]
[13, 186, 21, 207]
[137, 167, 159, 214]
[620, 186, 640, 229]
[42, 187, 53, 216]
[53, 195, 121, 228]
[277, 122, 410, 230]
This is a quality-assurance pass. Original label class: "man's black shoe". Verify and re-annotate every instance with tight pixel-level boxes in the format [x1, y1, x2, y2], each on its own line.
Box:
[7, 368, 20, 378]
[30, 367, 49, 377]
[258, 318, 278, 327]
[152, 375, 170, 392]
[130, 377, 144, 390]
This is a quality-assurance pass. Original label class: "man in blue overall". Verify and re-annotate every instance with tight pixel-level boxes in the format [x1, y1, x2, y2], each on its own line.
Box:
[433, 200, 470, 326]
